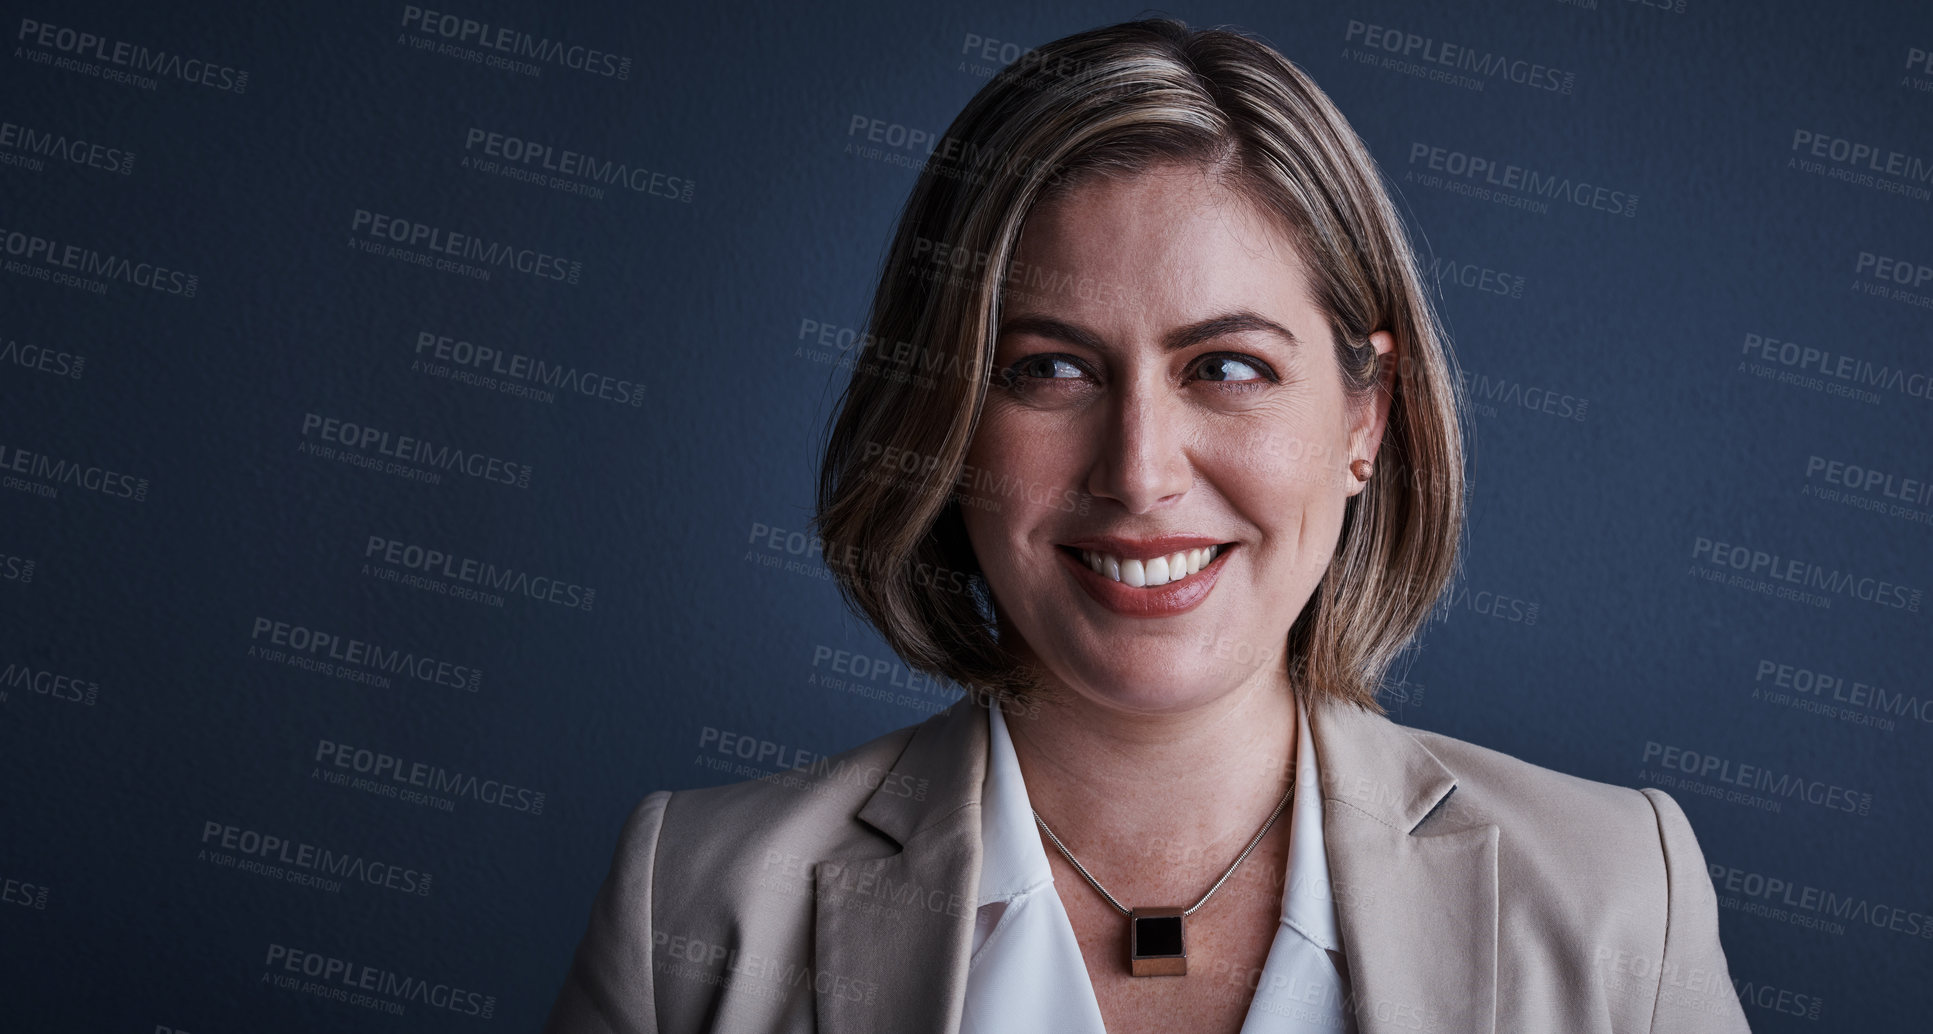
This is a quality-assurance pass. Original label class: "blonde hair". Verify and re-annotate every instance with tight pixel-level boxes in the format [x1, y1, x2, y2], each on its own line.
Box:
[815, 18, 1466, 713]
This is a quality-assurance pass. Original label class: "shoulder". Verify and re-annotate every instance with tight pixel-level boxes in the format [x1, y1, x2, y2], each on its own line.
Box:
[1393, 721, 1748, 1029]
[651, 718, 926, 877]
[575, 713, 933, 937]
[1402, 723, 1667, 849]
[542, 715, 944, 1033]
[1399, 722, 1687, 910]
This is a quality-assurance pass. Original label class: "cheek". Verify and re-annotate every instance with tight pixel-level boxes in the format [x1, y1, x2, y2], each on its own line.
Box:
[1203, 413, 1354, 598]
[1213, 408, 1353, 500]
[960, 407, 1088, 528]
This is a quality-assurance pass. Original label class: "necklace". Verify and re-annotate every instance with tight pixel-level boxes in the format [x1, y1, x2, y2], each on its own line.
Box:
[1032, 778, 1295, 977]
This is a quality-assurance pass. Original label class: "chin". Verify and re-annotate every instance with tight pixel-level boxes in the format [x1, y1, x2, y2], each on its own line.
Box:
[1041, 648, 1249, 715]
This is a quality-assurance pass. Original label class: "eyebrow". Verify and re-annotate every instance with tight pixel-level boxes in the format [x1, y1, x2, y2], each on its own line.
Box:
[996, 310, 1300, 353]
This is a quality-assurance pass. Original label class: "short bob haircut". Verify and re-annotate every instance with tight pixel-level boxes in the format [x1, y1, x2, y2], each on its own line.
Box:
[816, 17, 1466, 713]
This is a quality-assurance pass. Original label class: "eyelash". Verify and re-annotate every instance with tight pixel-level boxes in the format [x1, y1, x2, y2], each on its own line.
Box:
[999, 352, 1279, 393]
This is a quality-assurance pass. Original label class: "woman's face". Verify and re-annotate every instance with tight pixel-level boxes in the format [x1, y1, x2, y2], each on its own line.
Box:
[960, 162, 1393, 715]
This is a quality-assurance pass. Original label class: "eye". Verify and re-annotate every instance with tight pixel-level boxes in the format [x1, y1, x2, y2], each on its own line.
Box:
[1192, 353, 1272, 383]
[1003, 354, 1087, 384]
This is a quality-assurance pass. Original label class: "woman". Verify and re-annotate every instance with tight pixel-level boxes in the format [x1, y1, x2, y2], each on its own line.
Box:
[546, 19, 1749, 1034]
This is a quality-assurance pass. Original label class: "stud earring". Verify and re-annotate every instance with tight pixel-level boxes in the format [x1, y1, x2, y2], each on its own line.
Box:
[1349, 458, 1374, 482]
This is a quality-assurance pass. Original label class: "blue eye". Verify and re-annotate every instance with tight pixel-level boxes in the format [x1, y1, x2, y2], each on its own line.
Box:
[1195, 354, 1268, 382]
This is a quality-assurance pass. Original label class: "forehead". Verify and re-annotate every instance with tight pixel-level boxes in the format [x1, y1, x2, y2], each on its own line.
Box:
[1004, 163, 1318, 325]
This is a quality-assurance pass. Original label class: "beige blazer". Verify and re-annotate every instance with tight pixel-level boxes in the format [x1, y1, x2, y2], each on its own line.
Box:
[543, 697, 1752, 1033]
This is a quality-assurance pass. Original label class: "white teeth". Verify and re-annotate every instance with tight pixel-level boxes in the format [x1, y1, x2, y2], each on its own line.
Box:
[1078, 544, 1222, 587]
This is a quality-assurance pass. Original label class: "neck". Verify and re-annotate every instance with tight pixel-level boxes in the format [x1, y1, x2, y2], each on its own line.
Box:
[1004, 665, 1300, 899]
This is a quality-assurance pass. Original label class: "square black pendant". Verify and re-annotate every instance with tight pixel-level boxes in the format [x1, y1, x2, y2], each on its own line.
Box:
[1129, 907, 1187, 976]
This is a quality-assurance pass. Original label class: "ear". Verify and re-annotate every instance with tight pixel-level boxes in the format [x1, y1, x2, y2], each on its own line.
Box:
[1345, 330, 1397, 498]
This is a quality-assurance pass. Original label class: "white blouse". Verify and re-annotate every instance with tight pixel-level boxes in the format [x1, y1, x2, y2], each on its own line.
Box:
[959, 700, 1357, 1034]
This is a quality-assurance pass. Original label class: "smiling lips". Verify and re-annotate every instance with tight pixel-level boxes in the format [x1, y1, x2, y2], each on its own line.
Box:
[1077, 544, 1223, 587]
[1055, 536, 1234, 617]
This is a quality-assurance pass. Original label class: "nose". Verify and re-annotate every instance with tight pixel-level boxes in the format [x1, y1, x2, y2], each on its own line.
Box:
[1085, 382, 1193, 514]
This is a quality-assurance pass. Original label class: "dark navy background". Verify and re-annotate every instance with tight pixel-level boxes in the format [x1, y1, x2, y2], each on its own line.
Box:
[3, 1, 1928, 1030]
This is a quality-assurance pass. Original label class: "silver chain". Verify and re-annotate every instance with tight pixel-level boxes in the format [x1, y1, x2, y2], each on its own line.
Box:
[1031, 778, 1295, 918]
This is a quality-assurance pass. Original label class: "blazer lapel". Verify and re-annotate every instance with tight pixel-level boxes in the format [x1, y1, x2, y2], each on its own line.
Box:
[814, 699, 988, 1034]
[1311, 700, 1498, 1034]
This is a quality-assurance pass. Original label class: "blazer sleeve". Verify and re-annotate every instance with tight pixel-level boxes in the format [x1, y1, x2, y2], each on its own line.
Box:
[543, 790, 672, 1034]
[1638, 788, 1753, 1034]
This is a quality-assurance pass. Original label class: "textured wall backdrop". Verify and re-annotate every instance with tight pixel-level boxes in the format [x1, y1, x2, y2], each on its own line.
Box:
[3, 0, 1929, 1030]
